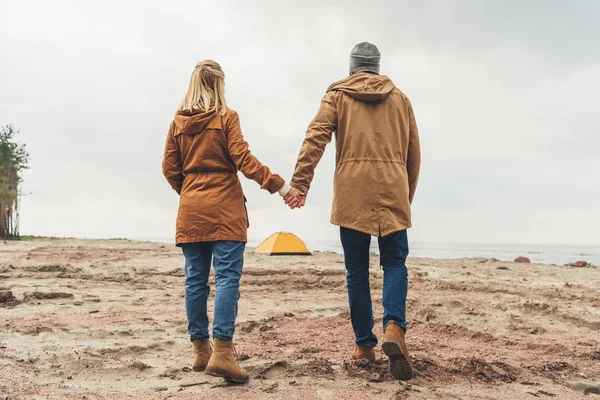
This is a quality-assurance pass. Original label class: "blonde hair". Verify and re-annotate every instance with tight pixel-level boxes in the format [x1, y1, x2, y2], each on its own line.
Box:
[179, 60, 227, 115]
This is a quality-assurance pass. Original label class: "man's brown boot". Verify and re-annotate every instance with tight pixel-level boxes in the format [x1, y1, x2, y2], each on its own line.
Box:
[382, 321, 413, 380]
[192, 340, 212, 372]
[352, 346, 376, 362]
[205, 338, 249, 383]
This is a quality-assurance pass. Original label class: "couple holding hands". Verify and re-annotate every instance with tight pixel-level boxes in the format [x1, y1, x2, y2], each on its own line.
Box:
[162, 42, 421, 383]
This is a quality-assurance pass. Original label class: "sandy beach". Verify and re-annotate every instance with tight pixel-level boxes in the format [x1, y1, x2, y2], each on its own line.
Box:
[0, 238, 598, 399]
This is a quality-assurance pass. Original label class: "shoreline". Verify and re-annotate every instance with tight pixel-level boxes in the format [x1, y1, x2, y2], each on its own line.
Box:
[6, 236, 599, 266]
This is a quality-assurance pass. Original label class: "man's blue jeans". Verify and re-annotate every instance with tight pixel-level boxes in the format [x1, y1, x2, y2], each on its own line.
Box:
[181, 241, 245, 342]
[340, 227, 409, 348]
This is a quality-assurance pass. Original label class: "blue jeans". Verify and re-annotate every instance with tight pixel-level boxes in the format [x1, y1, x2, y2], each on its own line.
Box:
[181, 241, 245, 342]
[340, 227, 409, 348]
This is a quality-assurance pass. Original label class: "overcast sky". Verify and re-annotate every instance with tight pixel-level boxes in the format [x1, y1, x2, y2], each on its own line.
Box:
[1, 0, 599, 246]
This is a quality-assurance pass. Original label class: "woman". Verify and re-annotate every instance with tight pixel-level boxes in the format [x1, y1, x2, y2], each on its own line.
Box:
[162, 60, 298, 383]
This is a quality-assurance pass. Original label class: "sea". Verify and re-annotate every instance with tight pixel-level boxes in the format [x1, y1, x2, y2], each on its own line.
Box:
[143, 238, 599, 266]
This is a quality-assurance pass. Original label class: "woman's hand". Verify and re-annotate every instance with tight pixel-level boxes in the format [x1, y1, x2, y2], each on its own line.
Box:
[284, 187, 306, 209]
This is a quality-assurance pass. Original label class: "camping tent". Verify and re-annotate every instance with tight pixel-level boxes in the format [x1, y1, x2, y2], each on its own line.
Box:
[255, 232, 311, 255]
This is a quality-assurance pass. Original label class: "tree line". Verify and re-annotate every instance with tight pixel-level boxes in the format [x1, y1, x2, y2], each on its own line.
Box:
[0, 125, 29, 239]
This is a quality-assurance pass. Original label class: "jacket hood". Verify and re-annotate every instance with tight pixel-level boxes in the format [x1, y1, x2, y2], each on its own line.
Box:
[327, 73, 396, 102]
[173, 109, 219, 136]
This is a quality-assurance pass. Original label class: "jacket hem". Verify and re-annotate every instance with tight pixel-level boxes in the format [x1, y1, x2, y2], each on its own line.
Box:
[175, 234, 248, 246]
[330, 218, 411, 237]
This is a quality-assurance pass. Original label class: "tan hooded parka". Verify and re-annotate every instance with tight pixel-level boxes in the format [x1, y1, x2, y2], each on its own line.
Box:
[163, 109, 284, 245]
[291, 72, 421, 237]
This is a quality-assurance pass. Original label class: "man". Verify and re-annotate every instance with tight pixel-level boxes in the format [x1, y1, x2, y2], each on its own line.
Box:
[287, 42, 421, 380]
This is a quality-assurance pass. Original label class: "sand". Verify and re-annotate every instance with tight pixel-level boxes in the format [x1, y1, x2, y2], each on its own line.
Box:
[0, 238, 599, 399]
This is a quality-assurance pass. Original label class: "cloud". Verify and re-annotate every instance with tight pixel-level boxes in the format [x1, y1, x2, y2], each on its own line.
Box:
[1, 0, 598, 245]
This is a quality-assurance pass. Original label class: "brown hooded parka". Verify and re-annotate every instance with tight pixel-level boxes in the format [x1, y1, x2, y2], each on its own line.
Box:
[291, 72, 421, 237]
[163, 109, 284, 245]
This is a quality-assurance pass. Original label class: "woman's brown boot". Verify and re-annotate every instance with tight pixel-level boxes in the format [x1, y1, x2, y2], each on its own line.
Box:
[205, 338, 249, 383]
[192, 340, 212, 372]
[352, 345, 376, 361]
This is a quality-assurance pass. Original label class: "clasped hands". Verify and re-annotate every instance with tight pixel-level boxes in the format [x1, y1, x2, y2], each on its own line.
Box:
[283, 187, 305, 209]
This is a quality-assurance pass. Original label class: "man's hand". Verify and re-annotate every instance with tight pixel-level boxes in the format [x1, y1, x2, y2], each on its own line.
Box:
[283, 187, 306, 209]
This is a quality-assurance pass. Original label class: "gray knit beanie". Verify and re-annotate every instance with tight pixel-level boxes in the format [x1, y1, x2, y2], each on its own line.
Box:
[349, 42, 380, 74]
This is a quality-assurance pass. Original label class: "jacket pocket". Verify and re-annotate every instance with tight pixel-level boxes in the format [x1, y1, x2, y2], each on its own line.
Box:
[243, 195, 250, 228]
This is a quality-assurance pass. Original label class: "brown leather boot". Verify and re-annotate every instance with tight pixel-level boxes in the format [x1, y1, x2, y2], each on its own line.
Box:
[382, 321, 413, 380]
[192, 340, 212, 372]
[352, 346, 376, 362]
[205, 338, 249, 383]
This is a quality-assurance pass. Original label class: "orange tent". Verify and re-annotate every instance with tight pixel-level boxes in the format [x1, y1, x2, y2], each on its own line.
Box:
[255, 232, 311, 255]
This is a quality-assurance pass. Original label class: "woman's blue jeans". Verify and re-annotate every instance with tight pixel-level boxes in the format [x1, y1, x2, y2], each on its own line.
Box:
[340, 227, 409, 348]
[181, 241, 245, 342]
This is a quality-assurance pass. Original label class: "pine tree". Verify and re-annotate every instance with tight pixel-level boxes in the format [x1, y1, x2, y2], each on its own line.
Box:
[0, 125, 29, 239]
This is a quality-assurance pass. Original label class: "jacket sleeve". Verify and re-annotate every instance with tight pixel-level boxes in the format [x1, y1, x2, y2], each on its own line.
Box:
[162, 121, 183, 195]
[226, 112, 284, 194]
[406, 98, 421, 203]
[290, 91, 337, 195]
